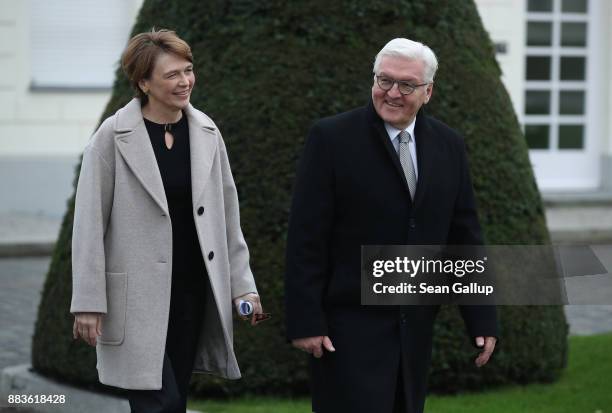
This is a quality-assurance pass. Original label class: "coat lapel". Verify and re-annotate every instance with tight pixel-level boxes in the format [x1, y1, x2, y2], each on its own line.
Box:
[114, 98, 169, 215]
[113, 99, 219, 214]
[367, 101, 436, 208]
[184, 104, 218, 206]
[411, 110, 435, 209]
[367, 101, 413, 204]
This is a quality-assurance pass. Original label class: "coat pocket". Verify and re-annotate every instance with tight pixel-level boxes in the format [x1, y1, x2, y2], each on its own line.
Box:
[98, 272, 128, 345]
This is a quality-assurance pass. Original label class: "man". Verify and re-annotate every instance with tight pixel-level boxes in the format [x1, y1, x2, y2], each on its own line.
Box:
[285, 38, 498, 413]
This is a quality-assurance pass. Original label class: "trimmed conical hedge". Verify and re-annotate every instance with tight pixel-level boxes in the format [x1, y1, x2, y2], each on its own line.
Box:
[32, 0, 567, 397]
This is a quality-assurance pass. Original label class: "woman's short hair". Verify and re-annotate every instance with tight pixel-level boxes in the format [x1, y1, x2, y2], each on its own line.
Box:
[373, 38, 439, 83]
[121, 28, 193, 101]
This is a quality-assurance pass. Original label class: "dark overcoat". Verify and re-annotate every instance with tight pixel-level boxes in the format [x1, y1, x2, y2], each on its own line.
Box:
[285, 100, 498, 413]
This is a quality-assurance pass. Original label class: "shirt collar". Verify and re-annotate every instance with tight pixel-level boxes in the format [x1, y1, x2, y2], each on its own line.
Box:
[384, 117, 417, 143]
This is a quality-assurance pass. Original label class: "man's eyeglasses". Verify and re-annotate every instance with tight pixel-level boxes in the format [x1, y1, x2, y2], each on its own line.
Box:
[375, 75, 428, 96]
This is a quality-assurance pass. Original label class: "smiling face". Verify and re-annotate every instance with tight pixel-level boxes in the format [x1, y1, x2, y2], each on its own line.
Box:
[138, 52, 195, 113]
[372, 55, 433, 129]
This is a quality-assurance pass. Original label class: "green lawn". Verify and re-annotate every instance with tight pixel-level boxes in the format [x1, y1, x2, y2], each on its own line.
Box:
[189, 333, 612, 413]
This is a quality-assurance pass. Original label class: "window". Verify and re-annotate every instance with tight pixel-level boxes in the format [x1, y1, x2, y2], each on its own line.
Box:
[527, 22, 553, 46]
[30, 0, 139, 90]
[524, 0, 589, 151]
[525, 91, 551, 114]
[528, 0, 553, 12]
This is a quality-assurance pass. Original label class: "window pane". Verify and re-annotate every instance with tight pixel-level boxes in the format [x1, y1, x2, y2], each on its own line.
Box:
[560, 57, 585, 80]
[525, 125, 550, 149]
[528, 0, 553, 12]
[559, 91, 585, 114]
[528, 22, 553, 46]
[525, 91, 551, 114]
[526, 56, 551, 80]
[559, 125, 584, 149]
[562, 0, 588, 13]
[561, 22, 587, 47]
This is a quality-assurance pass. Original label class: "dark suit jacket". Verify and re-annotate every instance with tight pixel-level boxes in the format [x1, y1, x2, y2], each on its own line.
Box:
[285, 100, 498, 413]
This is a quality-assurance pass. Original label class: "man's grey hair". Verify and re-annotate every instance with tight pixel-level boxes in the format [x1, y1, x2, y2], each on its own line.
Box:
[373, 38, 439, 83]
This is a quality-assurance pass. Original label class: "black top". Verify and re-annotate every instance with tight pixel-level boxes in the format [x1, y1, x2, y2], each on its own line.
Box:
[144, 113, 206, 320]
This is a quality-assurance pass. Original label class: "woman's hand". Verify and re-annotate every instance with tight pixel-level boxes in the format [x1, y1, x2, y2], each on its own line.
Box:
[233, 293, 263, 326]
[73, 312, 103, 346]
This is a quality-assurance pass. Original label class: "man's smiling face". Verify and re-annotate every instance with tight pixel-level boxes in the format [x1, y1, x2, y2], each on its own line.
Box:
[372, 55, 433, 129]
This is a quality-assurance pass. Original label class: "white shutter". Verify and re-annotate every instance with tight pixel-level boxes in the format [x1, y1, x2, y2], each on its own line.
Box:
[30, 0, 138, 89]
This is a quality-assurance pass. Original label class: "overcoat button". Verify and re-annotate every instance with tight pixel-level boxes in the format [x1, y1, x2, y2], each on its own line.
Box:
[197, 206, 204, 215]
[208, 251, 214, 260]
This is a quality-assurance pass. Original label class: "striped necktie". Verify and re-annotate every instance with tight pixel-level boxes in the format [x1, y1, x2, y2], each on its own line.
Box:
[398, 130, 417, 199]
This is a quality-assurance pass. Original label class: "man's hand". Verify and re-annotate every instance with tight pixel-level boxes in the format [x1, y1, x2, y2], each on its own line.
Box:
[233, 292, 263, 326]
[73, 313, 102, 347]
[474, 336, 497, 367]
[292, 336, 335, 358]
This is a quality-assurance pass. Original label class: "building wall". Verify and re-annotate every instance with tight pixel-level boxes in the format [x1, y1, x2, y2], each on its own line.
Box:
[474, 0, 527, 120]
[0, 0, 142, 217]
[603, 0, 612, 190]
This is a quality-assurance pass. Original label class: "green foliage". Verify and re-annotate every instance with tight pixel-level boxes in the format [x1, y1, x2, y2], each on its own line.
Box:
[31, 0, 567, 397]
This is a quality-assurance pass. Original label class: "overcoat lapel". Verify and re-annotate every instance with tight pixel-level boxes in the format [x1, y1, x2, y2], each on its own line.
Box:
[185, 104, 218, 207]
[367, 101, 412, 203]
[367, 101, 437, 209]
[112, 99, 218, 216]
[114, 99, 169, 215]
[411, 110, 435, 209]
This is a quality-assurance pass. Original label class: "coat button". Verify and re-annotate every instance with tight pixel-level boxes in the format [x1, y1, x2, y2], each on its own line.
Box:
[197, 206, 204, 216]
[208, 251, 214, 261]
[409, 218, 416, 229]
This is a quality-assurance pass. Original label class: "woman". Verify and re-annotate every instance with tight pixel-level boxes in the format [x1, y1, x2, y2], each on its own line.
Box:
[70, 29, 264, 412]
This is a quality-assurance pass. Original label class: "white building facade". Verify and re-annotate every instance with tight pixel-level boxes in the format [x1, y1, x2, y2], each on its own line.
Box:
[0, 0, 142, 217]
[475, 0, 612, 192]
[0, 0, 610, 220]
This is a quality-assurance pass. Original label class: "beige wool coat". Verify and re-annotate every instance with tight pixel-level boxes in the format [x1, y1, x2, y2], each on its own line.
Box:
[70, 98, 257, 390]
